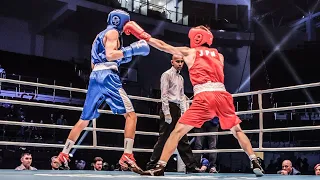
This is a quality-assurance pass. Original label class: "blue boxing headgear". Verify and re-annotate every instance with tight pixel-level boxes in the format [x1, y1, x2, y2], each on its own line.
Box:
[107, 9, 130, 33]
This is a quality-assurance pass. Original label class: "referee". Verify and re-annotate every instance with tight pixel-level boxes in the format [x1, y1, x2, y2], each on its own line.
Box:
[146, 55, 200, 173]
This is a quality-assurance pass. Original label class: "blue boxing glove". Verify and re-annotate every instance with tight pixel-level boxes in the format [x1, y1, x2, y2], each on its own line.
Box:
[122, 40, 150, 58]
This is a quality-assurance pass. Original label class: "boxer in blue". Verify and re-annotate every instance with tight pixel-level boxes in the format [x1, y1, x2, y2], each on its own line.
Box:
[57, 9, 149, 173]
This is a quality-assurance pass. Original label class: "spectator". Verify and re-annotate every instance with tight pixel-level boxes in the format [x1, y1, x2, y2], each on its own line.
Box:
[102, 162, 110, 171]
[92, 157, 103, 171]
[15, 153, 37, 170]
[51, 156, 69, 170]
[49, 114, 56, 140]
[75, 160, 86, 170]
[56, 114, 67, 125]
[315, 164, 320, 175]
[35, 120, 43, 140]
[16, 119, 26, 138]
[51, 156, 60, 170]
[26, 120, 36, 140]
[0, 64, 6, 78]
[50, 113, 55, 124]
[277, 160, 300, 175]
[56, 114, 67, 142]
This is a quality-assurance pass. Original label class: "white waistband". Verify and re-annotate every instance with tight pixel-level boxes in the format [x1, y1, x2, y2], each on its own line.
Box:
[92, 62, 118, 72]
[193, 82, 226, 95]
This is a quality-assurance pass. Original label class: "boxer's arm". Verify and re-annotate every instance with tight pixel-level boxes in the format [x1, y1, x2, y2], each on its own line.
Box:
[124, 21, 189, 56]
[148, 37, 190, 57]
[104, 30, 124, 61]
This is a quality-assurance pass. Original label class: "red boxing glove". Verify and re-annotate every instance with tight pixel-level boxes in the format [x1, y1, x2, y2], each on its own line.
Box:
[123, 21, 151, 41]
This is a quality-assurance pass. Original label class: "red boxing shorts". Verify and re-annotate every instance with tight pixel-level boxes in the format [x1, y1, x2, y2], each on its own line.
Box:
[179, 91, 241, 129]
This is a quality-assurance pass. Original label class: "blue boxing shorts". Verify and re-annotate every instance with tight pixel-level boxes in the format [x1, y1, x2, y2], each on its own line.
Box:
[80, 67, 134, 120]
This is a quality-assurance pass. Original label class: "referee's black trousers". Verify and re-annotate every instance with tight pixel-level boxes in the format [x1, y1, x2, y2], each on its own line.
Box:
[146, 102, 197, 170]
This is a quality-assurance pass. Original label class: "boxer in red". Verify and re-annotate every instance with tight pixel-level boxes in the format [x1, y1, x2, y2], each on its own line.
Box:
[123, 22, 264, 177]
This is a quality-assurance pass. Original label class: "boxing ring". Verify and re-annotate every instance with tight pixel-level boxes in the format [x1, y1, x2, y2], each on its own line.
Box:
[1, 78, 320, 179]
[1, 169, 319, 180]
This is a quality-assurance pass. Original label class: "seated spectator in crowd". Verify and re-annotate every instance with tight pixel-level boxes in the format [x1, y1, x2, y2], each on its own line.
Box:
[0, 64, 6, 78]
[102, 162, 110, 171]
[56, 114, 68, 125]
[15, 153, 37, 170]
[315, 164, 320, 175]
[277, 160, 300, 175]
[92, 157, 103, 171]
[75, 160, 86, 170]
[51, 156, 69, 170]
[51, 156, 60, 170]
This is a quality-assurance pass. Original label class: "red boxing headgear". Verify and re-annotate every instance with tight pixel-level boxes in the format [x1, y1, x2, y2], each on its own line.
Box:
[188, 26, 213, 48]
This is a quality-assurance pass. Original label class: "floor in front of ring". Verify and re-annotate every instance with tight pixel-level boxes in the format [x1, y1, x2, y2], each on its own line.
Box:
[0, 170, 318, 180]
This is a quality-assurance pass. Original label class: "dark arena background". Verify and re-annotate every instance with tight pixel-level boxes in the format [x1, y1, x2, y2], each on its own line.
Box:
[0, 0, 320, 179]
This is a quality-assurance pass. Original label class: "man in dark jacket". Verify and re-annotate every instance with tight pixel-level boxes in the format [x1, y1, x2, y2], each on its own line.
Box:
[277, 160, 301, 175]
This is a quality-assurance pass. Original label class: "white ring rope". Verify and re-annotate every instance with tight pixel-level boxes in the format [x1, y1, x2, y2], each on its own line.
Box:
[0, 78, 161, 103]
[1, 119, 319, 137]
[0, 99, 160, 119]
[0, 120, 159, 136]
[232, 81, 320, 97]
